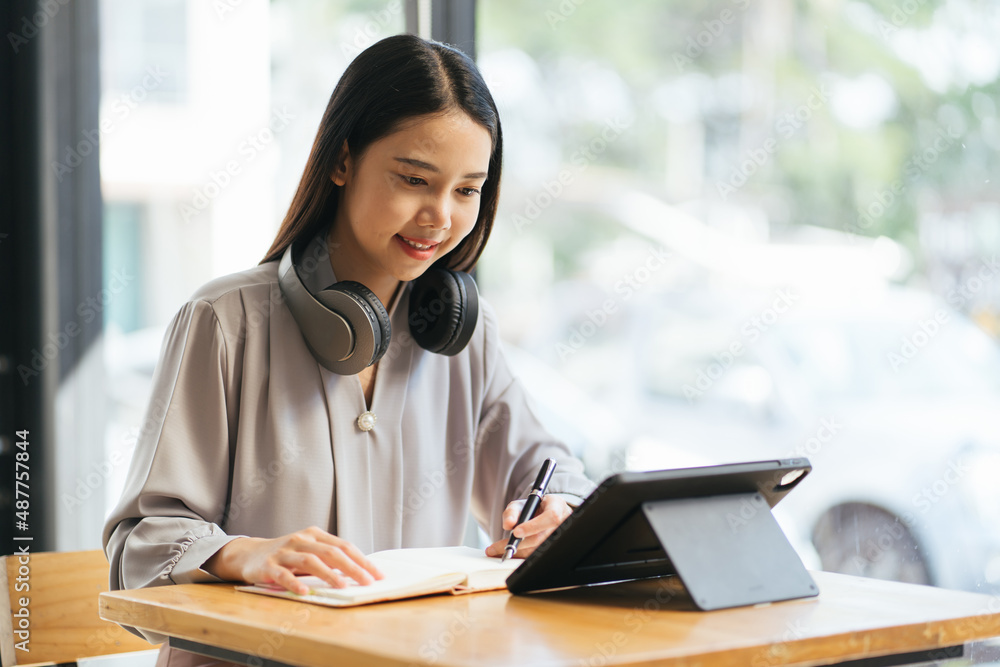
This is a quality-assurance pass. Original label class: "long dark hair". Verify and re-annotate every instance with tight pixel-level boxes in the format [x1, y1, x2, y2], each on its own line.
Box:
[261, 34, 502, 272]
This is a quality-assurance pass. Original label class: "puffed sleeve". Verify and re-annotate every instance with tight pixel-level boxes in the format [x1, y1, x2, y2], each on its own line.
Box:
[471, 302, 596, 541]
[102, 298, 244, 594]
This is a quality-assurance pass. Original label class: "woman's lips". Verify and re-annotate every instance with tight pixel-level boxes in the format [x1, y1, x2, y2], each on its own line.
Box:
[395, 234, 440, 260]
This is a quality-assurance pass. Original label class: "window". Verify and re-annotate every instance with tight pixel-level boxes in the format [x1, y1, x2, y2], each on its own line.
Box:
[477, 0, 1000, 593]
[101, 0, 188, 104]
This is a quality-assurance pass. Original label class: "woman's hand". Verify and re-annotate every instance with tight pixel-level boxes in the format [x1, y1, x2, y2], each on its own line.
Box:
[203, 526, 384, 594]
[485, 495, 573, 560]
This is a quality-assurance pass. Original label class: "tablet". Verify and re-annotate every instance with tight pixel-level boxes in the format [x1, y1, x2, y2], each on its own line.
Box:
[505, 458, 816, 609]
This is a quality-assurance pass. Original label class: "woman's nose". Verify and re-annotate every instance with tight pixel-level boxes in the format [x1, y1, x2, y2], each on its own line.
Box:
[418, 193, 451, 229]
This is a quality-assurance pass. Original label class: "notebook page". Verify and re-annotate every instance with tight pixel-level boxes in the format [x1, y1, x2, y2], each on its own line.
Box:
[274, 557, 463, 603]
[370, 546, 521, 589]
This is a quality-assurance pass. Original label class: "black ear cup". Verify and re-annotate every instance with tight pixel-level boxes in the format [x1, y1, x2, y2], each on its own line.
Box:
[408, 268, 479, 356]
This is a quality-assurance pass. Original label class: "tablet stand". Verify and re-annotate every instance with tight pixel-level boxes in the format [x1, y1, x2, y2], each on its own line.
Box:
[642, 492, 818, 610]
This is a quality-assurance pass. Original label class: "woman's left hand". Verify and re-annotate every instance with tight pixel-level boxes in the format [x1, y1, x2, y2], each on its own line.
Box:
[485, 495, 573, 559]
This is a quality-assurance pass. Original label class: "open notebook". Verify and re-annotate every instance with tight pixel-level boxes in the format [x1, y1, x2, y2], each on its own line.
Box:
[236, 546, 522, 607]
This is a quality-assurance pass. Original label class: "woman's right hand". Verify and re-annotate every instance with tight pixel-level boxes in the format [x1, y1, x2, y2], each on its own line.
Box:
[203, 526, 384, 594]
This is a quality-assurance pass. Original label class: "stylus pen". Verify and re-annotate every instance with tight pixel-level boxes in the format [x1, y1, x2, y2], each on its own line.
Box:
[501, 458, 557, 563]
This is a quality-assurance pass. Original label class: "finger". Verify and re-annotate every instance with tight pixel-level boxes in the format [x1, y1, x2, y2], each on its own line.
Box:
[512, 510, 561, 538]
[327, 537, 385, 581]
[484, 538, 508, 558]
[507, 528, 556, 558]
[266, 553, 350, 594]
[514, 498, 570, 537]
[305, 532, 384, 583]
[502, 500, 526, 530]
[270, 564, 312, 595]
[304, 545, 375, 586]
[539, 495, 572, 517]
[286, 551, 352, 590]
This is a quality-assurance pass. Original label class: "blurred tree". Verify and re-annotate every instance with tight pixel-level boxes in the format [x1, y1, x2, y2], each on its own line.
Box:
[479, 0, 999, 300]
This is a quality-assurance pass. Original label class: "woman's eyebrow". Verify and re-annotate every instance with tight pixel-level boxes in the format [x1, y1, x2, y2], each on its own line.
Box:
[394, 157, 487, 180]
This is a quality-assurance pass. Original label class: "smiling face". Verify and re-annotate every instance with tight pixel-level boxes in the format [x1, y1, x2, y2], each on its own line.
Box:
[328, 111, 493, 302]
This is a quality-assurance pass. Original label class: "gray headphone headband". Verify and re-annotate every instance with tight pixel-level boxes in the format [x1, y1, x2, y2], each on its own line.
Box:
[278, 242, 382, 374]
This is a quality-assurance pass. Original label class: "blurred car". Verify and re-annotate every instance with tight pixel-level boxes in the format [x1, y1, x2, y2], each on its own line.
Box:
[611, 283, 1000, 592]
[487, 185, 1000, 594]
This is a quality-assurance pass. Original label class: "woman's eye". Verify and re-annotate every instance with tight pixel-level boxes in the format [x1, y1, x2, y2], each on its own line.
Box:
[401, 175, 426, 186]
[459, 187, 481, 196]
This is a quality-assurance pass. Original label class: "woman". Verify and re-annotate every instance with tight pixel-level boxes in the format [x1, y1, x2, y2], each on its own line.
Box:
[103, 34, 594, 666]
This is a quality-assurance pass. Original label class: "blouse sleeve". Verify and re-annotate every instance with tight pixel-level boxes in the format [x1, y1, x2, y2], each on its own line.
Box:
[102, 298, 244, 594]
[471, 302, 597, 541]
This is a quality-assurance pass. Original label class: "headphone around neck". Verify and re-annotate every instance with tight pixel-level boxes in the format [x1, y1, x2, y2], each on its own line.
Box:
[277, 239, 479, 375]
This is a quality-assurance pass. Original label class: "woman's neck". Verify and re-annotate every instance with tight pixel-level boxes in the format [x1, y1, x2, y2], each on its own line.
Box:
[326, 228, 400, 309]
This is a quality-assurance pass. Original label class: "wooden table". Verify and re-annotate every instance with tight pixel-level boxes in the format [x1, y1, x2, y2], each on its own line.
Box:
[99, 571, 1000, 667]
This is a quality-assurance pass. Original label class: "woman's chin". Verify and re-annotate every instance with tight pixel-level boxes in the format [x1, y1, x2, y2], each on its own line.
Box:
[397, 267, 432, 283]
[392, 257, 444, 283]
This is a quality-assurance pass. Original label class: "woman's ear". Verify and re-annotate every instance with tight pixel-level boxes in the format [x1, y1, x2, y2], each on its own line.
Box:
[331, 140, 352, 186]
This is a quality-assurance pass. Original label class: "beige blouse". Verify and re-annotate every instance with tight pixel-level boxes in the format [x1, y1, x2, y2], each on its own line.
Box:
[102, 225, 595, 611]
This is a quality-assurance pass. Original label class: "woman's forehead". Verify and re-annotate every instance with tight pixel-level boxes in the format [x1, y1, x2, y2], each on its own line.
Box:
[371, 112, 492, 172]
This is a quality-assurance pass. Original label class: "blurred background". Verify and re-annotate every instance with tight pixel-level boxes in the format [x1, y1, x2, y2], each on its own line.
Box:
[3, 0, 1000, 606]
